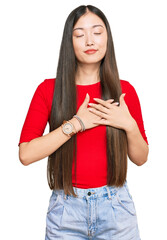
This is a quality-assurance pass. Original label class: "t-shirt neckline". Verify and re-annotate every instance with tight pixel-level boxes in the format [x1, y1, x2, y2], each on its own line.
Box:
[76, 81, 101, 87]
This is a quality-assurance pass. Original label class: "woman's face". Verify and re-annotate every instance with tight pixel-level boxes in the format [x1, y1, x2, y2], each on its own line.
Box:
[72, 11, 108, 65]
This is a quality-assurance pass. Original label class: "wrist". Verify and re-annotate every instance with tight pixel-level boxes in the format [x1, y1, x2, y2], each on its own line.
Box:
[125, 118, 137, 134]
[69, 117, 82, 133]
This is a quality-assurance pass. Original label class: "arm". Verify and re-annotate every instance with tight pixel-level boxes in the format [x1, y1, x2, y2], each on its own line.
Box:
[123, 82, 149, 165]
[19, 117, 81, 166]
[88, 83, 149, 166]
[18, 79, 82, 165]
[18, 82, 101, 166]
[125, 118, 149, 166]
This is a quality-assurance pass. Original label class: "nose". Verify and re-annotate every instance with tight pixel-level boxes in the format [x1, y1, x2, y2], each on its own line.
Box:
[85, 33, 94, 46]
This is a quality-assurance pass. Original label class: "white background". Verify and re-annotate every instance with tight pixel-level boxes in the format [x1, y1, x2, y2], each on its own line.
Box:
[1, 0, 166, 239]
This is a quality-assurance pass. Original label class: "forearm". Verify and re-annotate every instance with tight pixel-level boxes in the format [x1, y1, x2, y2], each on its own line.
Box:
[125, 119, 149, 166]
[19, 118, 81, 166]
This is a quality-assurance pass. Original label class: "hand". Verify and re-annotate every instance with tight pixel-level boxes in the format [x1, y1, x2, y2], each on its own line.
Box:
[88, 93, 136, 132]
[75, 93, 101, 130]
[75, 93, 115, 131]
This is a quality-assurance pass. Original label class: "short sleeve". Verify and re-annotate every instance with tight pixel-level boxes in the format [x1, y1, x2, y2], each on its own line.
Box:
[18, 80, 50, 146]
[122, 81, 148, 145]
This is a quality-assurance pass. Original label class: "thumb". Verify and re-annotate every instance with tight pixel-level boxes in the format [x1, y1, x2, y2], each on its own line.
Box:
[119, 93, 126, 106]
[83, 93, 90, 107]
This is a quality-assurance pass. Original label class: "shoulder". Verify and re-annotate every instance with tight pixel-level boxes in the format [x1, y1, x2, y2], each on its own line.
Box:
[33, 78, 55, 112]
[120, 79, 136, 93]
[120, 79, 140, 107]
[36, 78, 55, 98]
[38, 78, 55, 90]
[120, 79, 138, 99]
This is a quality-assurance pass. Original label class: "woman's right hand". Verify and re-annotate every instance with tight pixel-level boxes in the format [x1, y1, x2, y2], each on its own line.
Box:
[75, 93, 102, 130]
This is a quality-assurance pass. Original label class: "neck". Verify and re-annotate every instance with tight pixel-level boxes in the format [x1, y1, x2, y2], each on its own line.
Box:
[75, 62, 101, 85]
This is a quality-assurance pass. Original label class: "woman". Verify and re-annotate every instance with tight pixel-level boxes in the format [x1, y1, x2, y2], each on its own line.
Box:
[18, 5, 149, 240]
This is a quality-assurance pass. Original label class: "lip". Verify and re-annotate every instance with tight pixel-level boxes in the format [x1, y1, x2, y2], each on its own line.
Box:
[84, 49, 97, 54]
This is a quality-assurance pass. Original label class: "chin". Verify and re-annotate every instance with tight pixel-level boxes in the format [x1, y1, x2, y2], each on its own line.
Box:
[78, 57, 103, 65]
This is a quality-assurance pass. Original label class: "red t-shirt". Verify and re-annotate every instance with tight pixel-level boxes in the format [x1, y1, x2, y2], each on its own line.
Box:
[19, 78, 148, 188]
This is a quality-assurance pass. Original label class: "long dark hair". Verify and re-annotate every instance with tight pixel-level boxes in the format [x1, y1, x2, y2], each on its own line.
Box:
[48, 5, 128, 197]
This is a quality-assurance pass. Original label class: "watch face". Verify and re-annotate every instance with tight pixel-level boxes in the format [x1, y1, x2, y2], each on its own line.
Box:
[63, 122, 73, 134]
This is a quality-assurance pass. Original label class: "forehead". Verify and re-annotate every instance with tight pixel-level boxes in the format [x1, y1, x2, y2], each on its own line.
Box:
[73, 11, 105, 30]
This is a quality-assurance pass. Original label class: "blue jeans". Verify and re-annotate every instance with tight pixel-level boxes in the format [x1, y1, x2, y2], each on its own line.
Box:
[45, 181, 141, 239]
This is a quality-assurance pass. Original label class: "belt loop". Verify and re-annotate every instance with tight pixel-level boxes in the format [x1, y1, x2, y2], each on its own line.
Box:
[106, 186, 112, 200]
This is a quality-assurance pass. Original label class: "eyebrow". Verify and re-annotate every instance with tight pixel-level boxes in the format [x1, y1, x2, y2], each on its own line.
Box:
[73, 24, 104, 32]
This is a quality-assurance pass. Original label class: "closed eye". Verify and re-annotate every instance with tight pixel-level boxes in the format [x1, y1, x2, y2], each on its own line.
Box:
[76, 35, 84, 38]
[75, 32, 101, 38]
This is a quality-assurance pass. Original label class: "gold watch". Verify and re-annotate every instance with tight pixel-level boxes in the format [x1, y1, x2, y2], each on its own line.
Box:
[61, 120, 76, 137]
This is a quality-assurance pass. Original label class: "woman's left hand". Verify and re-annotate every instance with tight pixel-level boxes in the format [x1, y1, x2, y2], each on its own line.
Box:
[88, 93, 135, 132]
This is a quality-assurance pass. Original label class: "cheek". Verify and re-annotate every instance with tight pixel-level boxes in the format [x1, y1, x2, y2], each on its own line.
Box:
[73, 40, 82, 57]
[97, 37, 107, 56]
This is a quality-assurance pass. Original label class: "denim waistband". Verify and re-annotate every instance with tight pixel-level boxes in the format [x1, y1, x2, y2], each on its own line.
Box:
[73, 185, 119, 198]
[53, 182, 127, 200]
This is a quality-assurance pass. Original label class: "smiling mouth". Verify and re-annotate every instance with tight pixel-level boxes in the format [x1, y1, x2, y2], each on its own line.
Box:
[84, 49, 97, 54]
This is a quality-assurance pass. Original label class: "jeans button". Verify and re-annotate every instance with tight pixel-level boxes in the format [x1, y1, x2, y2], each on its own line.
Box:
[87, 192, 91, 196]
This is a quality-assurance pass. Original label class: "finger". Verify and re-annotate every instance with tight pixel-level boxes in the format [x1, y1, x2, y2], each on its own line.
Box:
[112, 102, 120, 106]
[80, 93, 90, 109]
[119, 93, 126, 106]
[93, 98, 112, 109]
[88, 103, 109, 114]
[106, 99, 114, 103]
[93, 119, 110, 125]
[88, 108, 108, 118]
